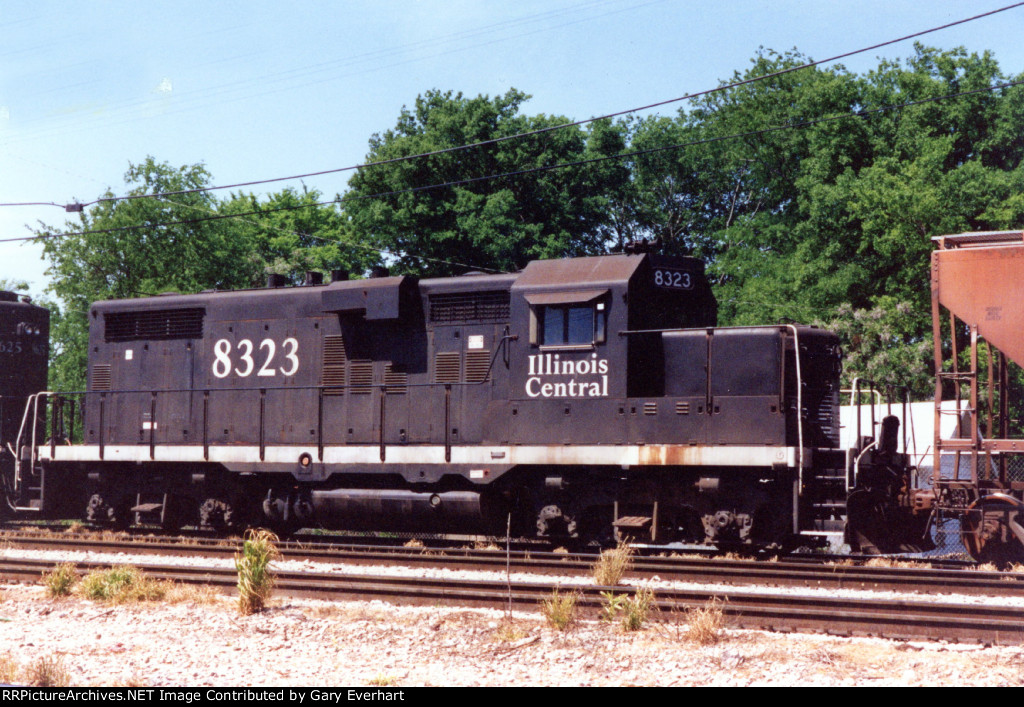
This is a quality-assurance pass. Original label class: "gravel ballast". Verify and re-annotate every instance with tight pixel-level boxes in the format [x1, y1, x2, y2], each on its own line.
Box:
[2, 581, 1023, 687]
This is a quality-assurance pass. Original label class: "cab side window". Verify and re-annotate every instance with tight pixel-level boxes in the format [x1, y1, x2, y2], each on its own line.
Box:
[539, 302, 606, 346]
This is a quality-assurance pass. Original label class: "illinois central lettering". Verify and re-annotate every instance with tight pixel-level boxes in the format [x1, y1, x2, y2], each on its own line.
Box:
[525, 353, 609, 398]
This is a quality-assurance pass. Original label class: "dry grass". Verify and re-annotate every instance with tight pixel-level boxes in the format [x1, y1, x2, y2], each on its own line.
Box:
[493, 618, 531, 643]
[685, 598, 726, 645]
[593, 542, 634, 586]
[863, 557, 928, 569]
[402, 538, 425, 549]
[0, 654, 18, 683]
[235, 529, 280, 615]
[164, 583, 223, 605]
[540, 586, 580, 631]
[42, 562, 78, 598]
[79, 566, 168, 603]
[368, 674, 398, 686]
[25, 654, 72, 687]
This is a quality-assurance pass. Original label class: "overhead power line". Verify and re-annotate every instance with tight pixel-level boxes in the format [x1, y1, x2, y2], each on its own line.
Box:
[9, 75, 1022, 267]
[0, 1, 1021, 212]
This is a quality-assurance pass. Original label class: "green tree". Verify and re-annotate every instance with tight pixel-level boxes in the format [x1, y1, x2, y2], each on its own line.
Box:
[37, 158, 262, 391]
[624, 46, 1024, 395]
[344, 89, 630, 276]
[220, 186, 379, 284]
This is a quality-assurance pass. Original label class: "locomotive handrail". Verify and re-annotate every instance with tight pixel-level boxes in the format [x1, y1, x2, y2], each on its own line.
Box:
[617, 323, 810, 336]
[844, 379, 916, 491]
[8, 391, 55, 510]
[786, 325, 804, 536]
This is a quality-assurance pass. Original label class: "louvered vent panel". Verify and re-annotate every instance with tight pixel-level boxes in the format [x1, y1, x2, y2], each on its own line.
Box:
[464, 350, 491, 383]
[383, 364, 408, 394]
[104, 308, 204, 342]
[643, 401, 658, 416]
[429, 291, 510, 323]
[91, 364, 112, 391]
[321, 335, 347, 394]
[348, 360, 373, 394]
[675, 401, 690, 415]
[434, 352, 461, 384]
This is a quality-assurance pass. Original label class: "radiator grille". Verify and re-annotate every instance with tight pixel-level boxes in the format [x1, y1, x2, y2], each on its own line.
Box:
[104, 308, 204, 341]
[434, 352, 461, 384]
[348, 360, 373, 394]
[429, 291, 510, 323]
[464, 350, 491, 383]
[321, 335, 347, 393]
[384, 363, 408, 394]
[91, 364, 112, 391]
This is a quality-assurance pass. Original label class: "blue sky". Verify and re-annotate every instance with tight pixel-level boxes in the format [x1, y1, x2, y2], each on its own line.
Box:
[3, 1, 1024, 295]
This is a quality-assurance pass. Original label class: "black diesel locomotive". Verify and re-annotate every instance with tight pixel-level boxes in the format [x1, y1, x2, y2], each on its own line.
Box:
[6, 251, 906, 549]
[0, 291, 50, 517]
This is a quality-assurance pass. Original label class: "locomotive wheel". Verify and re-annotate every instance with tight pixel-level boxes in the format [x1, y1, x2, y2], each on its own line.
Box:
[961, 499, 1024, 567]
[199, 497, 235, 531]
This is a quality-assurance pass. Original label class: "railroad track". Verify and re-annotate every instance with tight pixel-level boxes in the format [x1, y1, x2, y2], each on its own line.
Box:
[2, 532, 1020, 597]
[3, 555, 1023, 646]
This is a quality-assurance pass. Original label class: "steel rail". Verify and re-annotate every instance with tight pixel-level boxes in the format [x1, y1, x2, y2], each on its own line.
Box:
[3, 532, 1023, 597]
[3, 556, 1023, 645]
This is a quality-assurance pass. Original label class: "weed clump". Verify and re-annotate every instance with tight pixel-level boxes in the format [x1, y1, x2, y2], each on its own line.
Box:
[79, 566, 166, 603]
[593, 542, 634, 586]
[235, 528, 280, 615]
[0, 654, 18, 683]
[685, 597, 726, 645]
[621, 586, 654, 631]
[26, 654, 71, 687]
[599, 586, 655, 631]
[43, 563, 77, 598]
[541, 586, 579, 631]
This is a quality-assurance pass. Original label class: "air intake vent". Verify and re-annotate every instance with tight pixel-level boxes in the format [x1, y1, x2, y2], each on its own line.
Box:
[465, 350, 491, 383]
[321, 335, 347, 394]
[643, 401, 658, 416]
[675, 401, 690, 415]
[348, 361, 373, 394]
[429, 291, 510, 323]
[91, 364, 112, 391]
[104, 308, 204, 342]
[434, 352, 461, 384]
[384, 364, 408, 394]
